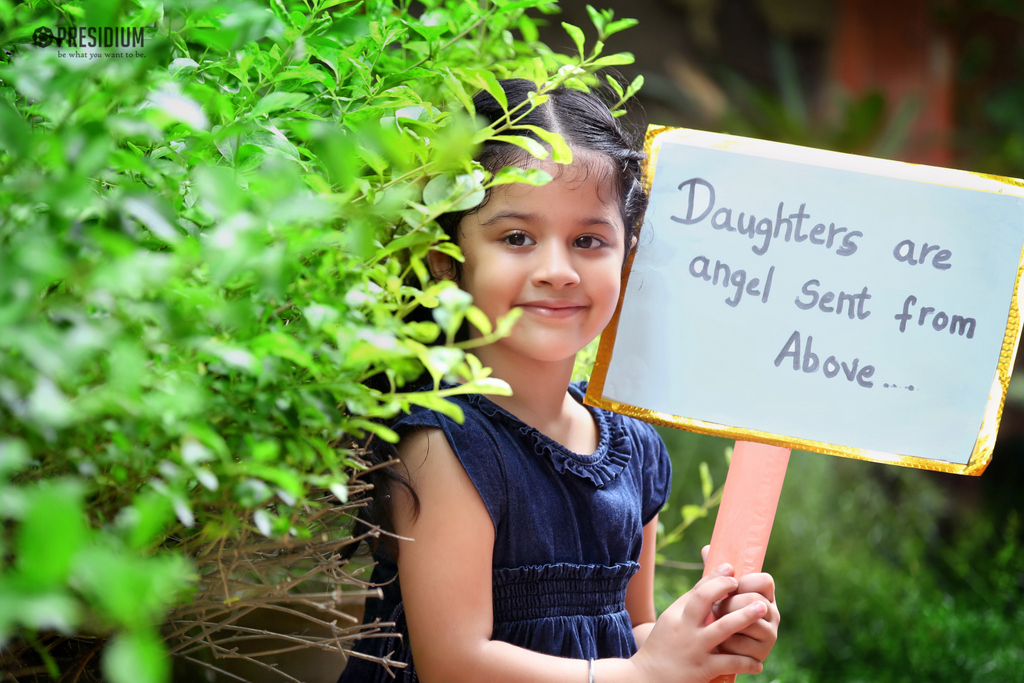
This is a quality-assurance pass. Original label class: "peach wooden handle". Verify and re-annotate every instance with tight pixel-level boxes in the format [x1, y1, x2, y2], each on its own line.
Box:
[702, 440, 791, 683]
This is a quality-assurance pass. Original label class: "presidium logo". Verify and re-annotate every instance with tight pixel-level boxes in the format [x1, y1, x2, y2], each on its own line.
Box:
[32, 25, 146, 57]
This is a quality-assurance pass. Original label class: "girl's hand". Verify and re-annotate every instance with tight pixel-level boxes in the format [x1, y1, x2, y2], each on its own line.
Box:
[700, 545, 781, 664]
[628, 563, 770, 683]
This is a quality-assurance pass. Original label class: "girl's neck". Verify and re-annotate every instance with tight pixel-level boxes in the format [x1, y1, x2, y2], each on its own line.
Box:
[473, 349, 597, 454]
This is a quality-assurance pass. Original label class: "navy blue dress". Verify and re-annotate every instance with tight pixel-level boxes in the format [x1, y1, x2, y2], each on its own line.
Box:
[338, 381, 672, 682]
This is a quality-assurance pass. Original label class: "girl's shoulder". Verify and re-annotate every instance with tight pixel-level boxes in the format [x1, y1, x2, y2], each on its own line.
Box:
[386, 380, 510, 433]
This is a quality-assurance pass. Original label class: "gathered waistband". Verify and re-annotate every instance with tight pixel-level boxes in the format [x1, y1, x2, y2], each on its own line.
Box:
[491, 561, 639, 623]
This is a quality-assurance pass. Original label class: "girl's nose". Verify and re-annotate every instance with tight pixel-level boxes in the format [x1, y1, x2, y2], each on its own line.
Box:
[532, 242, 580, 289]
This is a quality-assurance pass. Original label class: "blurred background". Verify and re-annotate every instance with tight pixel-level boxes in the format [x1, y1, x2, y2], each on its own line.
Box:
[557, 0, 1024, 680]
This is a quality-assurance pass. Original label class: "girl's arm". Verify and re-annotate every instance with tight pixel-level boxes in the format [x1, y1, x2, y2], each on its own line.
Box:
[624, 516, 659, 648]
[393, 428, 770, 683]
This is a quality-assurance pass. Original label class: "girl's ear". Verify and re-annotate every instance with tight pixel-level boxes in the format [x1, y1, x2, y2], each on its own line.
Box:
[426, 249, 457, 281]
[629, 234, 637, 252]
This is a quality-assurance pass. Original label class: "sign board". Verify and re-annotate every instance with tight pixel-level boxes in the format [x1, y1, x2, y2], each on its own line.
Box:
[585, 126, 1024, 475]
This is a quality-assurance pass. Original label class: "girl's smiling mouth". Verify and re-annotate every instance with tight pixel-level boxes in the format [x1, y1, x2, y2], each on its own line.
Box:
[515, 299, 588, 318]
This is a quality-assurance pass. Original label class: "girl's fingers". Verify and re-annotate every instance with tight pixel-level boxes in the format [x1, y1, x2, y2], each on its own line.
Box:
[737, 614, 778, 643]
[663, 563, 735, 620]
[719, 632, 773, 661]
[704, 600, 769, 649]
[714, 591, 777, 622]
[680, 572, 739, 624]
[713, 596, 777, 642]
[713, 591, 758, 618]
[735, 572, 776, 603]
[707, 652, 765, 678]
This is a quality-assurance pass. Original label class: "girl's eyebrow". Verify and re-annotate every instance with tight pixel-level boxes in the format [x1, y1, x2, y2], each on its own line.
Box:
[480, 211, 533, 225]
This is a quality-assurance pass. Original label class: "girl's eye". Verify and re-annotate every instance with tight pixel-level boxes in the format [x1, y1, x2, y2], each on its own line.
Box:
[574, 235, 605, 249]
[502, 232, 533, 247]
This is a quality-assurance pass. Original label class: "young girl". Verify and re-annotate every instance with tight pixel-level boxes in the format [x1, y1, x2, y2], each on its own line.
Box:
[338, 78, 780, 683]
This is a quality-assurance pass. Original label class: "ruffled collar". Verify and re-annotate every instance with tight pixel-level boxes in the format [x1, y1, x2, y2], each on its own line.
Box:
[452, 380, 632, 488]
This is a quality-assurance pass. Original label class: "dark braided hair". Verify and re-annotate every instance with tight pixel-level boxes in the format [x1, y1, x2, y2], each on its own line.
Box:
[341, 78, 647, 562]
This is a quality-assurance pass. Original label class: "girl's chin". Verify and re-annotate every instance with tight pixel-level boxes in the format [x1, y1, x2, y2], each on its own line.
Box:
[497, 337, 590, 364]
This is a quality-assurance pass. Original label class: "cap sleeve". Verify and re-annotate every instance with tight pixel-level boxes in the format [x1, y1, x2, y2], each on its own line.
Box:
[387, 405, 508, 533]
[640, 423, 672, 525]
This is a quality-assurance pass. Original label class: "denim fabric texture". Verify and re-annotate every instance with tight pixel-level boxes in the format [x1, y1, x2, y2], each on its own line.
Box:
[337, 381, 672, 683]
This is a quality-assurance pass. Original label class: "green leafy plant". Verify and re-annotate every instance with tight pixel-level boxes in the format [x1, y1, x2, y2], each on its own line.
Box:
[0, 0, 642, 680]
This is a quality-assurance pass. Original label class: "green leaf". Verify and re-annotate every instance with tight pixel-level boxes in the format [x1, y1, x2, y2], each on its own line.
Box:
[404, 391, 465, 423]
[517, 125, 573, 164]
[699, 462, 713, 501]
[591, 53, 635, 68]
[605, 74, 625, 99]
[102, 630, 170, 683]
[0, 589, 82, 636]
[424, 346, 464, 377]
[0, 439, 30, 480]
[0, 98, 31, 158]
[517, 14, 539, 43]
[123, 194, 182, 245]
[346, 418, 399, 443]
[464, 306, 493, 336]
[467, 377, 513, 396]
[443, 70, 475, 114]
[252, 91, 308, 117]
[85, 0, 122, 30]
[682, 504, 707, 526]
[252, 332, 313, 368]
[168, 58, 199, 79]
[146, 86, 209, 130]
[423, 171, 485, 211]
[604, 17, 639, 37]
[624, 74, 645, 100]
[253, 509, 274, 537]
[121, 492, 175, 551]
[562, 22, 586, 57]
[585, 5, 606, 33]
[15, 481, 88, 591]
[489, 166, 553, 187]
[491, 134, 549, 160]
[494, 307, 523, 336]
[74, 547, 193, 628]
[432, 285, 474, 338]
[471, 70, 508, 112]
[329, 482, 349, 504]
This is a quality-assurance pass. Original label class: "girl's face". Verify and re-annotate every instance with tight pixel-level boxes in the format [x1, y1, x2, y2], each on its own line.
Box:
[433, 158, 632, 366]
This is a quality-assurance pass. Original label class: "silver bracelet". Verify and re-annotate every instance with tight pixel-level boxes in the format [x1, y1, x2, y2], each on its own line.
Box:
[588, 659, 596, 683]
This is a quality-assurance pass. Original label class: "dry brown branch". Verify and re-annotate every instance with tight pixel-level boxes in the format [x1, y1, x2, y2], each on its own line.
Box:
[158, 471, 400, 682]
[181, 654, 258, 682]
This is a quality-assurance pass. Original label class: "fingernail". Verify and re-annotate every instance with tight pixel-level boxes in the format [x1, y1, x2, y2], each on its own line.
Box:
[717, 563, 732, 575]
[750, 601, 767, 616]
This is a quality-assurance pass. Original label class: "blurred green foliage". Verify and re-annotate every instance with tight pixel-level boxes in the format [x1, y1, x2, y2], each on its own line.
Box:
[652, 427, 1024, 683]
[941, 0, 1024, 178]
[0, 0, 642, 679]
[715, 38, 919, 160]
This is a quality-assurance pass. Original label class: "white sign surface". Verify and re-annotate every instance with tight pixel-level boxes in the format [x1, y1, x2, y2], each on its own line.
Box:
[590, 128, 1024, 472]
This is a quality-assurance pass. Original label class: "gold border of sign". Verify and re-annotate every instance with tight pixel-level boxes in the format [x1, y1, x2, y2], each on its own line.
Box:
[585, 125, 1024, 476]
